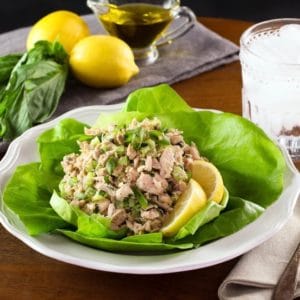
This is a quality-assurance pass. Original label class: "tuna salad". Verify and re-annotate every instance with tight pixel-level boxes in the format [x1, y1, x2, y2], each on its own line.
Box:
[59, 118, 203, 235]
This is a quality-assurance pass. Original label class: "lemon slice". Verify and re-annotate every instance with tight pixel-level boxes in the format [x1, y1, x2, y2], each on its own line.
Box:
[191, 160, 224, 203]
[161, 179, 207, 237]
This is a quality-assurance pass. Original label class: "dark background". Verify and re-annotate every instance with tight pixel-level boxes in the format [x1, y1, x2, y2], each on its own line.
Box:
[1, 0, 300, 33]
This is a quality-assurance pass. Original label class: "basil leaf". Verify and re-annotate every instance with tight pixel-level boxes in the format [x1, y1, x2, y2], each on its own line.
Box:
[0, 54, 22, 84]
[0, 41, 68, 140]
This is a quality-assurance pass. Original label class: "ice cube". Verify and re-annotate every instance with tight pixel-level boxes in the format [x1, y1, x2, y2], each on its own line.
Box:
[249, 34, 287, 63]
[279, 24, 300, 63]
[279, 24, 300, 41]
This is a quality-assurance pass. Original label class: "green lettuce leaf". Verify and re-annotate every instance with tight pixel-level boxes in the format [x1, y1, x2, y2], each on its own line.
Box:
[122, 232, 163, 243]
[50, 191, 126, 239]
[37, 118, 89, 176]
[76, 213, 127, 239]
[183, 196, 265, 247]
[58, 230, 193, 252]
[50, 190, 78, 226]
[2, 163, 68, 235]
[123, 83, 193, 113]
[94, 111, 148, 129]
[171, 187, 229, 241]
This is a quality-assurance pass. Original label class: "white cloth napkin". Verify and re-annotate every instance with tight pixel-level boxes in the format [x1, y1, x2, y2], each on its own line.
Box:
[218, 198, 300, 300]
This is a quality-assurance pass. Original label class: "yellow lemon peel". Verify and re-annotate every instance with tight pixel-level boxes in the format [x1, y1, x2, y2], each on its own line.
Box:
[27, 10, 90, 54]
[69, 35, 139, 88]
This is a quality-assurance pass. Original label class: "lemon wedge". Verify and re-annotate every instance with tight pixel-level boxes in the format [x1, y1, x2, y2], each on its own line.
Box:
[161, 179, 207, 237]
[191, 160, 224, 203]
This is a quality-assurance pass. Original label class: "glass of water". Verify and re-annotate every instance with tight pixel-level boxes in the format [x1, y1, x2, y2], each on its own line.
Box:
[240, 19, 300, 161]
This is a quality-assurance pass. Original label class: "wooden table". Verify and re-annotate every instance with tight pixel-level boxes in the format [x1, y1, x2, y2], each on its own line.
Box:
[0, 17, 256, 300]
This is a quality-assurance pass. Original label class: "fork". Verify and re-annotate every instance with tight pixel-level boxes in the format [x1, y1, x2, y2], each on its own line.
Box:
[272, 240, 300, 300]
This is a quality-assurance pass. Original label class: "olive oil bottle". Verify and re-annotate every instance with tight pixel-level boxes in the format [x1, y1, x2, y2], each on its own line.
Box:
[99, 3, 173, 48]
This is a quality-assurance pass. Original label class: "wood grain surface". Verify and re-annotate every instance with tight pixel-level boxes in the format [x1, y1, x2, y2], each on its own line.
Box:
[0, 17, 255, 300]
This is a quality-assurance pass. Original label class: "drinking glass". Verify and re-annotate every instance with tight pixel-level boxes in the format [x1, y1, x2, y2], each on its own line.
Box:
[87, 0, 196, 65]
[240, 19, 300, 161]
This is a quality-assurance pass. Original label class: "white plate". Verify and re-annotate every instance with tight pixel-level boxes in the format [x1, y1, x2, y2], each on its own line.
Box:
[0, 105, 300, 274]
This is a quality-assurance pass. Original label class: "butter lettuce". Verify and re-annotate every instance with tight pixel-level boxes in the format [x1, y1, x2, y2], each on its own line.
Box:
[50, 191, 127, 239]
[182, 197, 265, 247]
[2, 84, 285, 252]
[123, 84, 193, 113]
[170, 188, 229, 241]
[58, 230, 193, 252]
[2, 163, 68, 235]
[37, 118, 90, 176]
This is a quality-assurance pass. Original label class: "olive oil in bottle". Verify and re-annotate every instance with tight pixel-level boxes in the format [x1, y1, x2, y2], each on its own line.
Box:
[99, 3, 173, 48]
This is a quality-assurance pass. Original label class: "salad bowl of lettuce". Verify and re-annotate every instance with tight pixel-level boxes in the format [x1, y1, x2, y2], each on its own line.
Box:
[0, 84, 299, 274]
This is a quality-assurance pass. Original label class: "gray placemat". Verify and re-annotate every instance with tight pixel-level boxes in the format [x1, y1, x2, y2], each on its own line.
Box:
[0, 14, 239, 158]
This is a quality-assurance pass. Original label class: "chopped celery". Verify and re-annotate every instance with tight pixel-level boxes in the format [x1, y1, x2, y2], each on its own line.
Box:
[118, 156, 129, 166]
[85, 160, 96, 172]
[84, 172, 94, 188]
[158, 137, 171, 146]
[116, 145, 125, 155]
[104, 175, 110, 184]
[149, 130, 162, 139]
[133, 187, 148, 209]
[68, 177, 78, 187]
[106, 157, 117, 175]
[172, 166, 188, 181]
[144, 139, 155, 149]
[59, 180, 68, 198]
[85, 187, 96, 198]
[92, 191, 107, 202]
[90, 136, 100, 147]
[75, 192, 86, 200]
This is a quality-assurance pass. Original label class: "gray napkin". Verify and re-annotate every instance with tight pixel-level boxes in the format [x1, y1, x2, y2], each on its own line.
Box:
[218, 198, 300, 300]
[0, 14, 238, 158]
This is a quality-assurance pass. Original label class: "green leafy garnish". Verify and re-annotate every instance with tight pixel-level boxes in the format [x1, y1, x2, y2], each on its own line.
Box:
[0, 54, 22, 84]
[133, 187, 148, 209]
[0, 40, 68, 140]
[106, 157, 117, 175]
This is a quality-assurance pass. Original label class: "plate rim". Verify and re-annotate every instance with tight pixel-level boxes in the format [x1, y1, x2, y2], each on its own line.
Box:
[0, 104, 300, 274]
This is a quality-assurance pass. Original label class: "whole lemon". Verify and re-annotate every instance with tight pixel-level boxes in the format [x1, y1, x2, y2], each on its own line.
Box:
[69, 35, 139, 88]
[27, 10, 90, 54]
